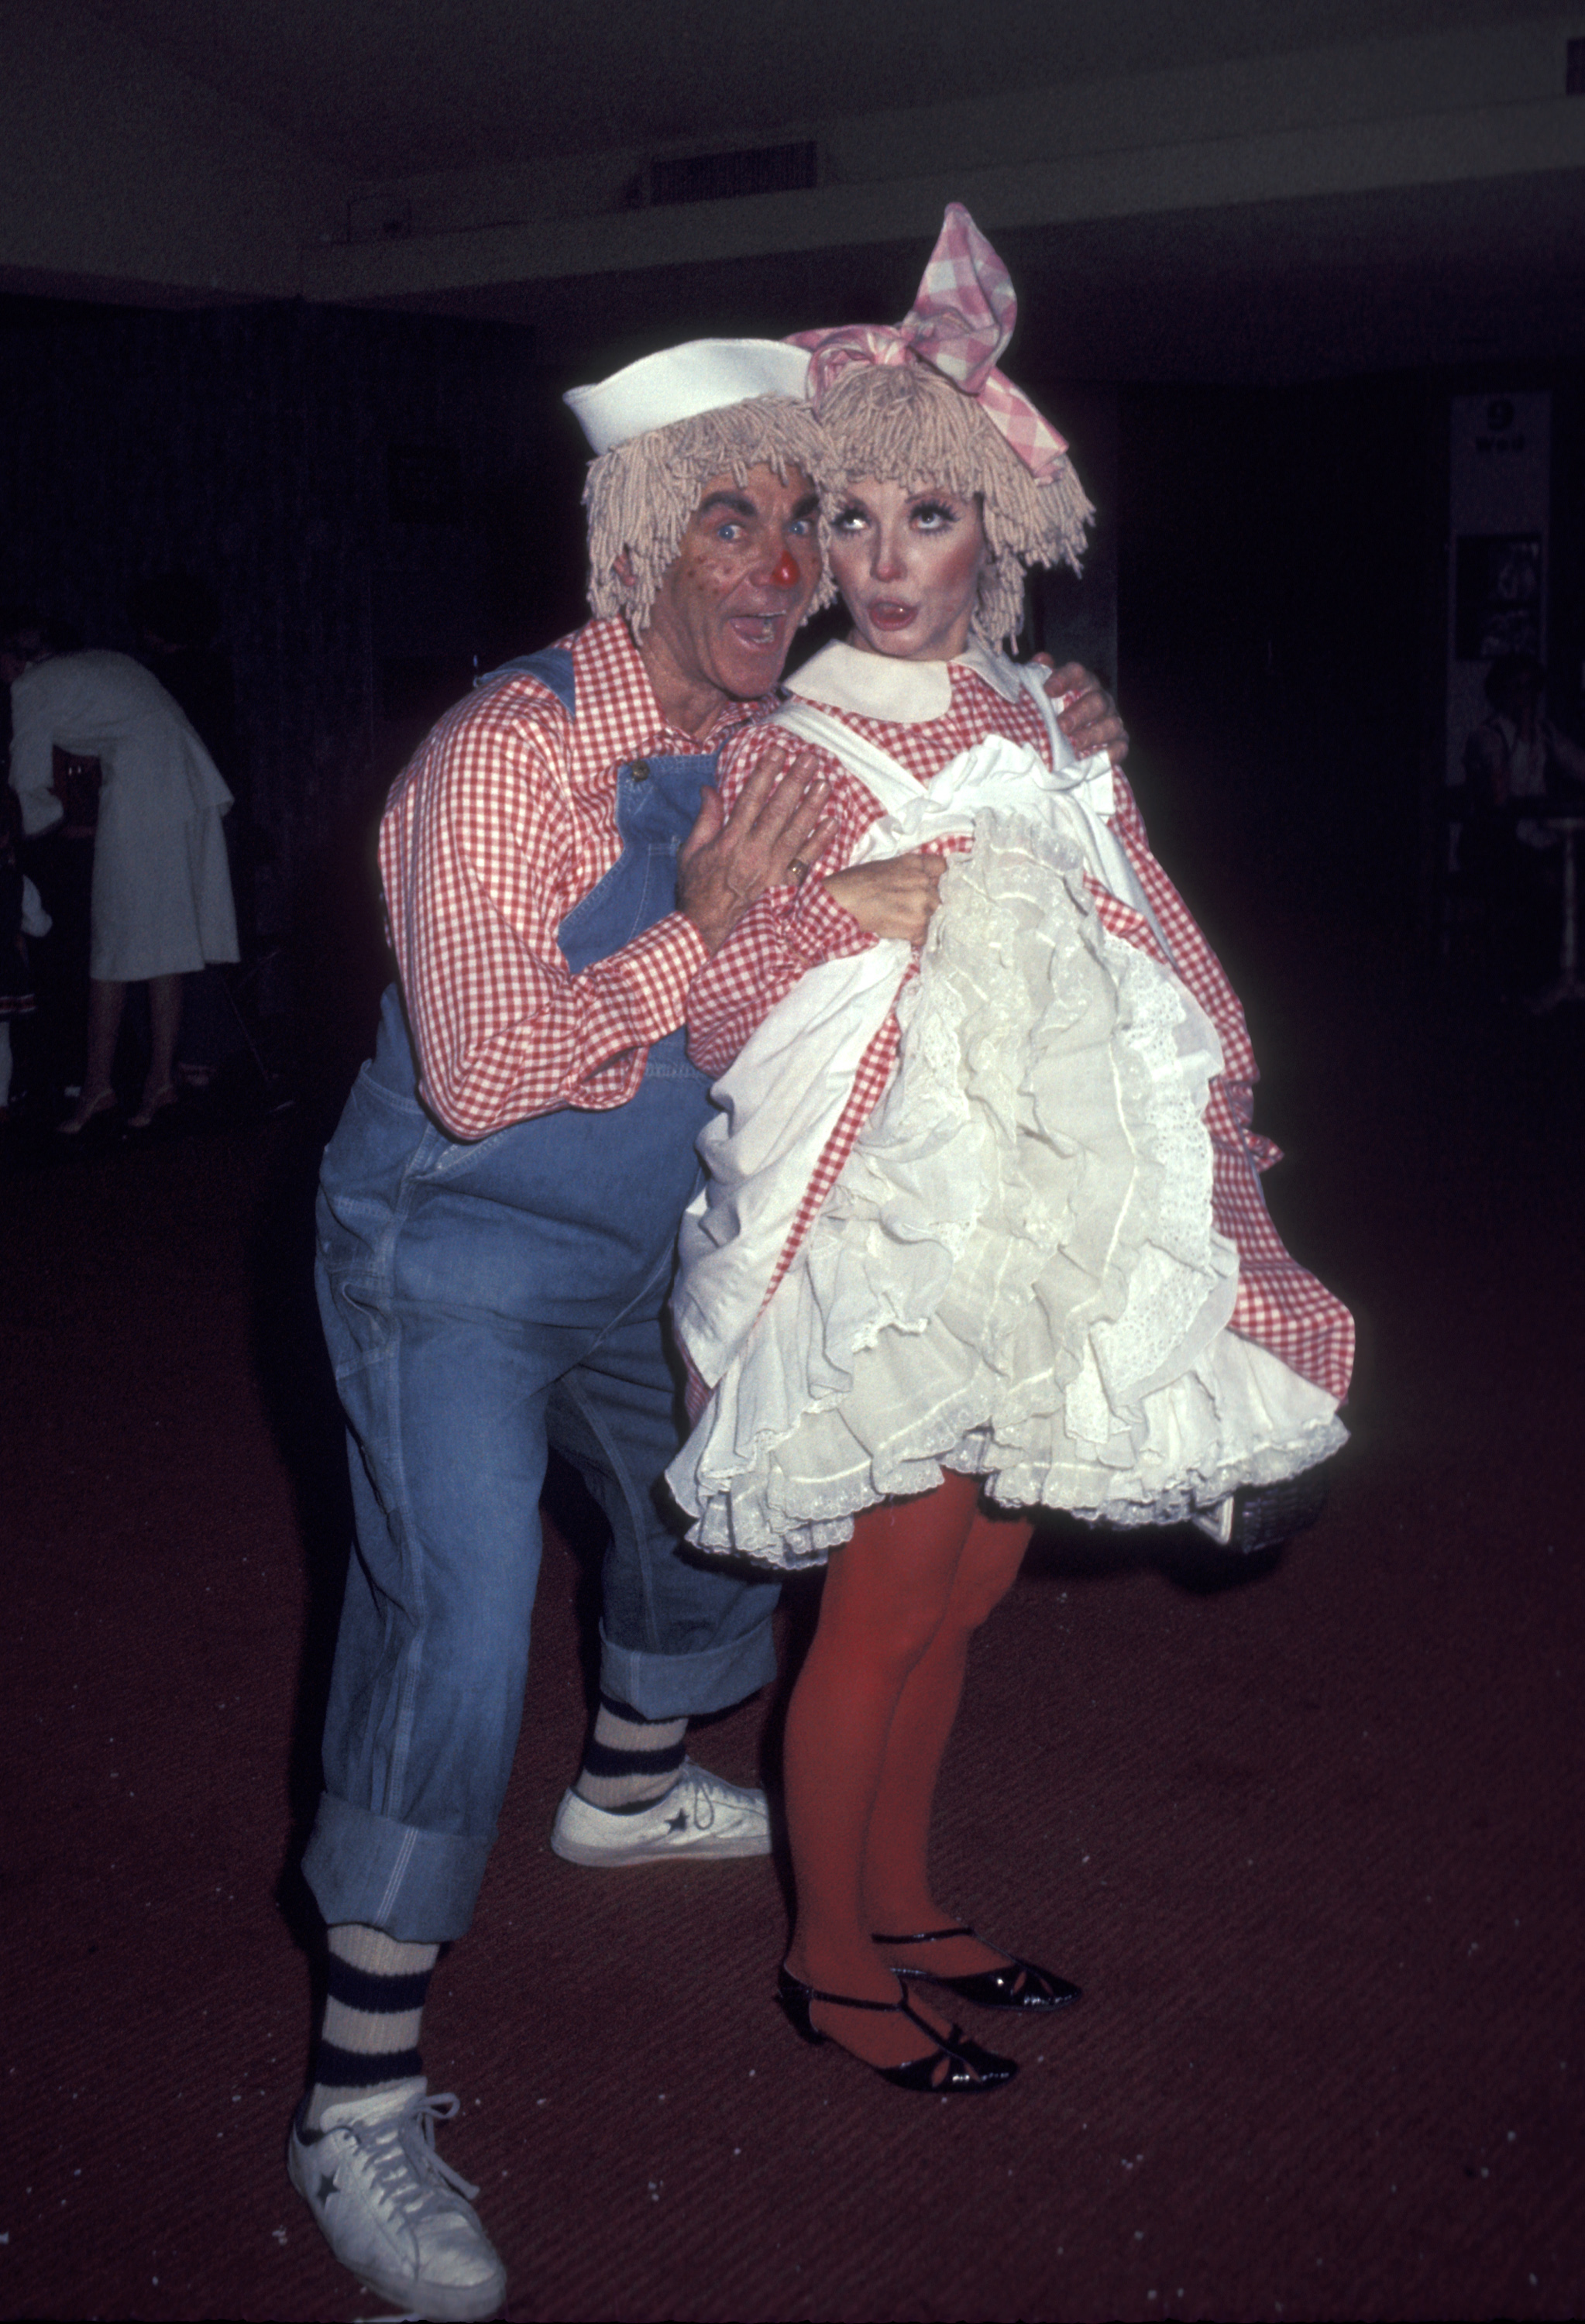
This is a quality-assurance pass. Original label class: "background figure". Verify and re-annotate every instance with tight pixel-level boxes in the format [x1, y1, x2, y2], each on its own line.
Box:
[23, 744, 98, 1109]
[0, 613, 90, 1104]
[130, 576, 249, 1086]
[2, 616, 239, 1130]
[0, 783, 50, 1121]
[1460, 654, 1585, 992]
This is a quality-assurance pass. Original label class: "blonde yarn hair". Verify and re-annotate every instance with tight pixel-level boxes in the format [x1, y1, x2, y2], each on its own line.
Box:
[583, 395, 840, 630]
[817, 363, 1092, 650]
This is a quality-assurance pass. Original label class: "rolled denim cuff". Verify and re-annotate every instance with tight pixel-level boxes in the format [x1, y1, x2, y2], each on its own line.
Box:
[301, 1793, 494, 1944]
[597, 1613, 778, 1723]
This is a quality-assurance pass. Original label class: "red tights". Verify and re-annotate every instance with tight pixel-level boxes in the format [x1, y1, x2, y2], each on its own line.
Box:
[782, 1471, 1031, 2064]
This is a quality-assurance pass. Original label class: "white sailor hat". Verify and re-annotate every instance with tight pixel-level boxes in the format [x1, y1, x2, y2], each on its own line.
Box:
[564, 339, 812, 454]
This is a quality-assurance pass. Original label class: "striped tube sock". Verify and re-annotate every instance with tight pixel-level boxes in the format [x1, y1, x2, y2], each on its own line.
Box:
[304, 1923, 440, 2130]
[573, 1693, 688, 1811]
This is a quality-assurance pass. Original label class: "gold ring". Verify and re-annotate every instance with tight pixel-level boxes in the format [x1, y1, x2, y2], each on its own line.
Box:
[789, 858, 810, 883]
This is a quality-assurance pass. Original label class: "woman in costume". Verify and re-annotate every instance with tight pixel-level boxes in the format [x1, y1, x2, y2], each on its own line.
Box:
[669, 208, 1355, 2093]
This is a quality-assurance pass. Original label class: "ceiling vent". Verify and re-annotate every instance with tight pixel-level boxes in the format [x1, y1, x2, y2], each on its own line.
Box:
[649, 142, 819, 208]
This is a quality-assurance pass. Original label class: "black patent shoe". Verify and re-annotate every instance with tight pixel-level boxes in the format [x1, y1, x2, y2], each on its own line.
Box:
[872, 1923, 1081, 2012]
[775, 1965, 1017, 2093]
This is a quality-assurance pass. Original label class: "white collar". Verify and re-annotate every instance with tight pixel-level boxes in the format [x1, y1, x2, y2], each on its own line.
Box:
[954, 633, 1025, 703]
[784, 634, 1024, 723]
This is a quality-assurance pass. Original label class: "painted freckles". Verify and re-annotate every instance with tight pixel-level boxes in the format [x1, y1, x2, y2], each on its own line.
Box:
[641, 466, 822, 722]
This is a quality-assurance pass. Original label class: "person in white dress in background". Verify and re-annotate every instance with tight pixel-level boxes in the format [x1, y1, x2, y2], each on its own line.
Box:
[668, 208, 1355, 2094]
[2, 618, 238, 1131]
[0, 783, 51, 1122]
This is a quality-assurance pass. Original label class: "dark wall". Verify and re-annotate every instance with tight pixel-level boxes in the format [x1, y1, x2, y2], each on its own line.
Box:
[0, 299, 1449, 967]
[1112, 373, 1443, 957]
[8, 292, 1576, 1089]
[0, 295, 576, 1071]
[1113, 366, 1585, 961]
[1549, 373, 1585, 734]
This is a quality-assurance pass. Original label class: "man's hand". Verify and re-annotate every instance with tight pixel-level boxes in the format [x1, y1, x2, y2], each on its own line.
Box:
[821, 851, 946, 945]
[677, 742, 830, 954]
[1033, 657, 1129, 766]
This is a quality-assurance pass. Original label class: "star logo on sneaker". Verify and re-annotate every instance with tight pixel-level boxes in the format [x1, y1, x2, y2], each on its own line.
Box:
[665, 1808, 691, 1833]
[287, 2080, 506, 2319]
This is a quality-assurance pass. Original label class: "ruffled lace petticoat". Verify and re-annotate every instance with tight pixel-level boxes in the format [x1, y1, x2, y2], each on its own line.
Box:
[668, 810, 1346, 1569]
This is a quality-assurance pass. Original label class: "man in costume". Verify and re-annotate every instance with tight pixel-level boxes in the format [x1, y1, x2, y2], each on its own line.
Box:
[287, 335, 1123, 2318]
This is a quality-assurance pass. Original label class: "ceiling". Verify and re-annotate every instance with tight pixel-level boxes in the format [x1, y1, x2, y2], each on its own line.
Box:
[25, 2, 1585, 381]
[436, 169, 1585, 387]
[75, 0, 1559, 174]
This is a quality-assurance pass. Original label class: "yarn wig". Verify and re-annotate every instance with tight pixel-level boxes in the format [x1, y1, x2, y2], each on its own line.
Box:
[584, 395, 839, 631]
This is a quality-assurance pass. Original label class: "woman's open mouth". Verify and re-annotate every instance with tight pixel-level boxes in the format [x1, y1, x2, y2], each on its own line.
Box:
[865, 601, 917, 631]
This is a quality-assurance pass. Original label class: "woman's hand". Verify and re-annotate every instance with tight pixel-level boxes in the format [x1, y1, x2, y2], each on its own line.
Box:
[821, 852, 945, 944]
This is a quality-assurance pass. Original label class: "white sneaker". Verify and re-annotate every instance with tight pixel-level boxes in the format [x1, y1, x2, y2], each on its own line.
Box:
[550, 1756, 771, 1866]
[287, 2077, 507, 2322]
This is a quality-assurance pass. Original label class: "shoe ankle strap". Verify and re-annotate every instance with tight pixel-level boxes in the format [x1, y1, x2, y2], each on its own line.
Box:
[871, 1924, 975, 1946]
[782, 1968, 902, 2014]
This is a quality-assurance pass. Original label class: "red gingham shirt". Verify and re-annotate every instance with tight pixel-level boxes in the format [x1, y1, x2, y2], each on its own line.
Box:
[380, 617, 773, 1143]
[687, 655, 1354, 1402]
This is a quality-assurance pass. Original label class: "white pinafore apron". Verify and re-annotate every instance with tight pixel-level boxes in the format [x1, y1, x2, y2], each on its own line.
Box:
[671, 670, 1160, 1388]
[669, 671, 1343, 1566]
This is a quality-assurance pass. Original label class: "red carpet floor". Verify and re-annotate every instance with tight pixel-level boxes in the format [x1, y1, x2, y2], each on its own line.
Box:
[4, 928, 1583, 2322]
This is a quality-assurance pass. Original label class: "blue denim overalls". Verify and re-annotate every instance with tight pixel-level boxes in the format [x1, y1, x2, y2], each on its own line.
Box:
[301, 648, 779, 1941]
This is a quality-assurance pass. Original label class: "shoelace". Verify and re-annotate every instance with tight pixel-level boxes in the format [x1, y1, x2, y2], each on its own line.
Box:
[348, 2092, 482, 2219]
[679, 1766, 748, 1829]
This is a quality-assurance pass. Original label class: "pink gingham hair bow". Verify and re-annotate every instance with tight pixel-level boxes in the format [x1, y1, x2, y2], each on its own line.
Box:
[789, 204, 1070, 483]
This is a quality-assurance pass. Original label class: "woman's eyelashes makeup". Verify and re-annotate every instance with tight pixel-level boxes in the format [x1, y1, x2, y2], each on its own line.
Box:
[831, 495, 963, 536]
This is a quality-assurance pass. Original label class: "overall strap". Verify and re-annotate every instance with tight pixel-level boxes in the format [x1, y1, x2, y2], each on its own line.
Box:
[772, 697, 924, 819]
[473, 644, 576, 714]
